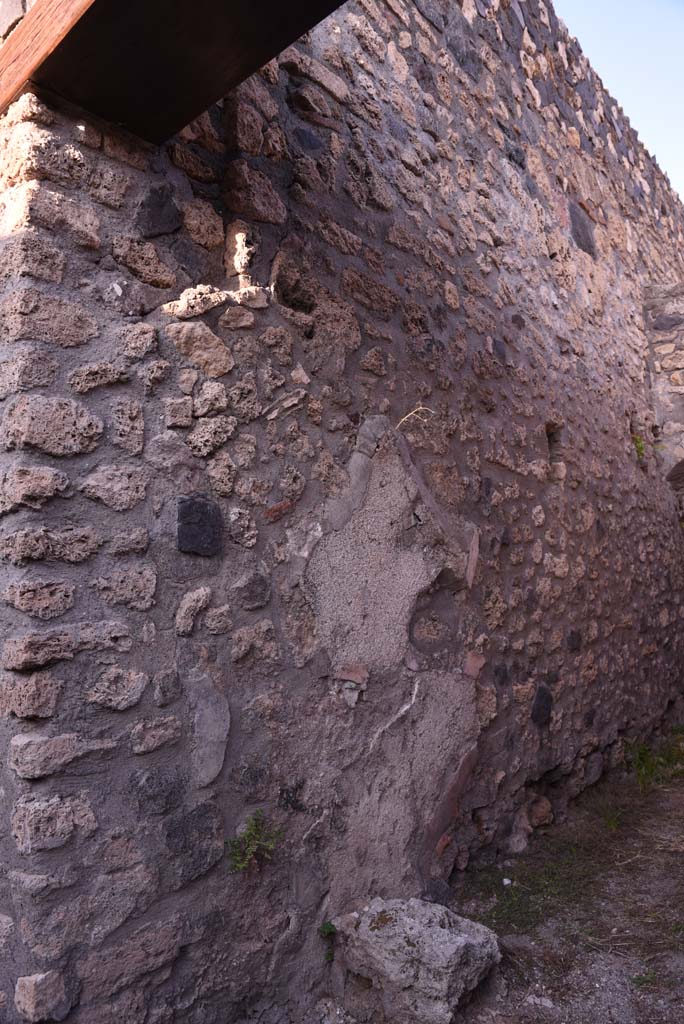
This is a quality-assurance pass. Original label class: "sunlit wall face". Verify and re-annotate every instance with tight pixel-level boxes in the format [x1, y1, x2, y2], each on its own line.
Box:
[554, 0, 684, 199]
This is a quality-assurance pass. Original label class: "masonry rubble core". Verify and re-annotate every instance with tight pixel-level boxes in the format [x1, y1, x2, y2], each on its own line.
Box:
[0, 0, 683, 1021]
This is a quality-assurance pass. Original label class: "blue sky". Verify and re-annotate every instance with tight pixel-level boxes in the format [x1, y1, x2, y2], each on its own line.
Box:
[553, 0, 684, 198]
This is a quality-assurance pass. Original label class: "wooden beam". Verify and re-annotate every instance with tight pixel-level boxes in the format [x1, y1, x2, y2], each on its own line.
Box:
[0, 0, 346, 143]
[0, 0, 98, 111]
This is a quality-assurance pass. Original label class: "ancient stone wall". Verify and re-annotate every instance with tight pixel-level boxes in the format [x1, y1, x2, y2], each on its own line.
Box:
[1, 0, 684, 1021]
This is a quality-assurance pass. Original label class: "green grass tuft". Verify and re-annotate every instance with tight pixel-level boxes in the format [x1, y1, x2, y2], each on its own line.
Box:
[227, 810, 282, 873]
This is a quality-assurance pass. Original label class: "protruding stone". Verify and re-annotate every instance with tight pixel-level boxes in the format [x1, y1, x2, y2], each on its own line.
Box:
[333, 899, 500, 1024]
[91, 565, 157, 610]
[182, 197, 224, 249]
[0, 345, 58, 399]
[12, 793, 96, 853]
[1, 620, 131, 670]
[9, 732, 117, 779]
[112, 236, 176, 288]
[233, 570, 271, 610]
[121, 323, 158, 360]
[68, 362, 128, 393]
[0, 287, 98, 347]
[186, 415, 237, 457]
[3, 580, 75, 620]
[175, 587, 211, 636]
[130, 715, 182, 754]
[231, 619, 278, 663]
[87, 667, 149, 710]
[0, 465, 69, 516]
[0, 526, 101, 565]
[164, 802, 224, 889]
[0, 670, 62, 718]
[162, 284, 229, 319]
[193, 381, 227, 416]
[2, 396, 103, 456]
[224, 160, 287, 224]
[166, 321, 234, 377]
[152, 669, 181, 707]
[15, 970, 73, 1022]
[110, 398, 145, 454]
[80, 464, 148, 511]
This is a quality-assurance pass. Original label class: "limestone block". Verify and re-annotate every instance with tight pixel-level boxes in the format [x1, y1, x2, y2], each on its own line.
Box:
[90, 865, 157, 944]
[6, 181, 101, 249]
[164, 396, 193, 428]
[279, 47, 350, 103]
[0, 229, 65, 283]
[193, 381, 228, 416]
[121, 323, 158, 360]
[110, 398, 145, 454]
[333, 898, 500, 1024]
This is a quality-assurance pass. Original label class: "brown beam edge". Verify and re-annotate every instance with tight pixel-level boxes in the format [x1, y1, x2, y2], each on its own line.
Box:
[0, 0, 347, 144]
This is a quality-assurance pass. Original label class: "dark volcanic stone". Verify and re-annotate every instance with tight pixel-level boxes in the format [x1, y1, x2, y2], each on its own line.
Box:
[136, 185, 182, 238]
[164, 802, 224, 889]
[178, 495, 223, 557]
[531, 685, 553, 727]
[153, 669, 182, 707]
[415, 0, 448, 29]
[131, 765, 186, 817]
[294, 127, 324, 152]
[569, 201, 597, 259]
[567, 629, 583, 653]
[234, 571, 271, 610]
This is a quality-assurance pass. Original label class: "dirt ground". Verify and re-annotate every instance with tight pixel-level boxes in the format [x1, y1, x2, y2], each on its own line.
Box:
[452, 737, 684, 1024]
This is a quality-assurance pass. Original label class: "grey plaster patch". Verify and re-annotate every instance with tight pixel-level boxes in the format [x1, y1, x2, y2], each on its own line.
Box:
[189, 667, 231, 787]
[305, 428, 476, 672]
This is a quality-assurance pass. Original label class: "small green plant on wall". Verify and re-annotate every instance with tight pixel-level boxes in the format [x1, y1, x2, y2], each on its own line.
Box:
[319, 920, 337, 962]
[632, 434, 646, 460]
[227, 810, 282, 872]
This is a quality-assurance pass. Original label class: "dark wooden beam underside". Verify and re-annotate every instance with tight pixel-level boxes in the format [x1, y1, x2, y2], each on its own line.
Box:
[0, 0, 346, 143]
